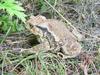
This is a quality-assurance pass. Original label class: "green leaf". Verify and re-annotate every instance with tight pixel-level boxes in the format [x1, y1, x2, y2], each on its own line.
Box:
[2, 23, 8, 32]
[5, 0, 15, 3]
[12, 4, 25, 11]
[16, 24, 25, 31]
[6, 8, 15, 16]
[0, 0, 26, 22]
[13, 10, 27, 22]
[40, 4, 48, 13]
[0, 3, 5, 9]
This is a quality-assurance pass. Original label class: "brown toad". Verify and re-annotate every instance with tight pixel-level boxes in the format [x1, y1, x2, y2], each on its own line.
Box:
[27, 15, 82, 58]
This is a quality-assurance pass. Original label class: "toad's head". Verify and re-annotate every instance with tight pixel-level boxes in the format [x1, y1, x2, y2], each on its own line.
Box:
[27, 15, 49, 37]
[27, 15, 46, 25]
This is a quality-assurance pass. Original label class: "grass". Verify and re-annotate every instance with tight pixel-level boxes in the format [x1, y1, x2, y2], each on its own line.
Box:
[0, 50, 66, 75]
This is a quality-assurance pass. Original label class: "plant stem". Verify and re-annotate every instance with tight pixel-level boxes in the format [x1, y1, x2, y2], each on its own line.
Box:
[0, 26, 11, 44]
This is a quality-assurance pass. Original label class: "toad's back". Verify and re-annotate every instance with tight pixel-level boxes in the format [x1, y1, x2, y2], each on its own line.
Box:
[42, 19, 77, 42]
